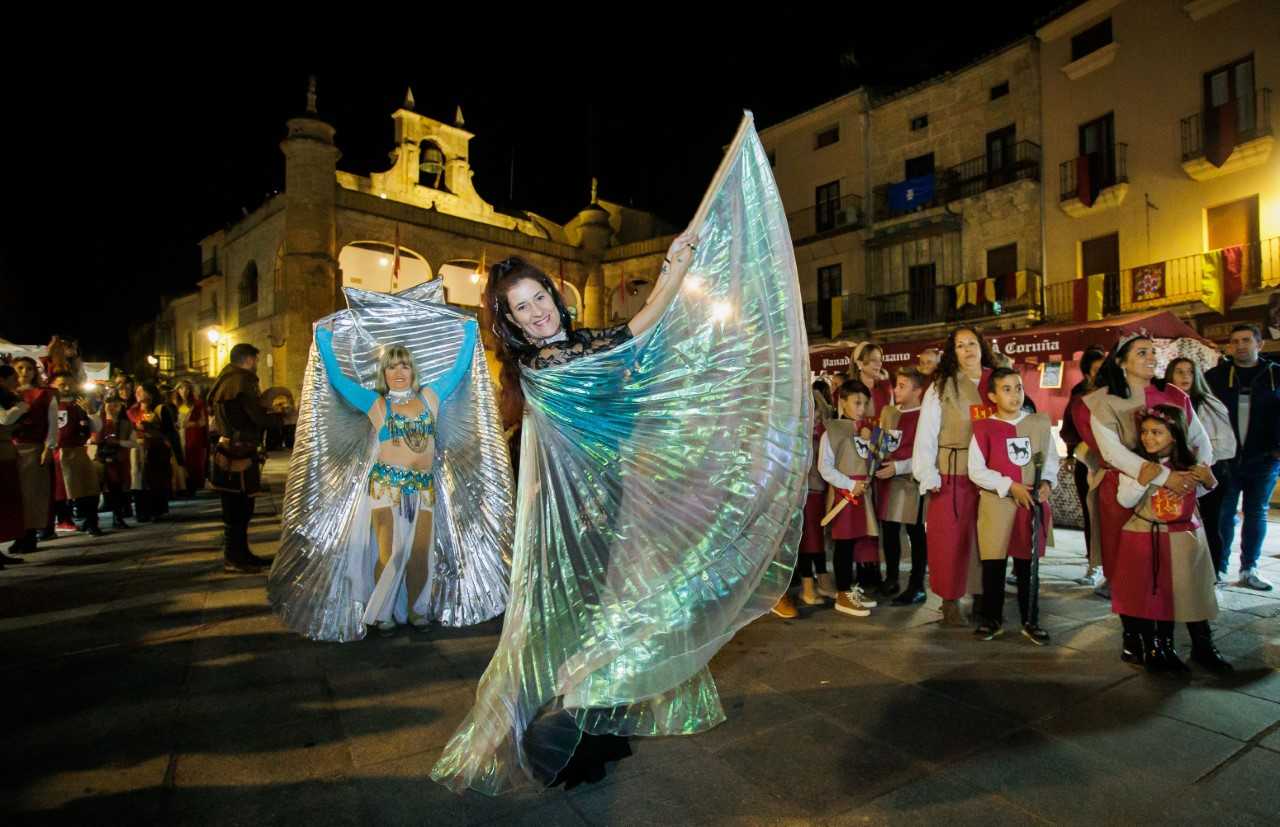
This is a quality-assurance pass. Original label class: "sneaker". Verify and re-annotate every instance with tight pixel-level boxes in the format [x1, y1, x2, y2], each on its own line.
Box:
[1239, 570, 1274, 592]
[891, 588, 927, 606]
[375, 620, 398, 637]
[1094, 579, 1111, 599]
[834, 591, 871, 618]
[55, 521, 77, 533]
[1021, 623, 1050, 646]
[879, 578, 901, 597]
[852, 585, 878, 608]
[771, 592, 799, 619]
[974, 623, 1004, 641]
[1074, 569, 1101, 587]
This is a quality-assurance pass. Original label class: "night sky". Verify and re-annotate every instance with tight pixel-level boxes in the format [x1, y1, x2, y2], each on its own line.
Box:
[0, 5, 1065, 366]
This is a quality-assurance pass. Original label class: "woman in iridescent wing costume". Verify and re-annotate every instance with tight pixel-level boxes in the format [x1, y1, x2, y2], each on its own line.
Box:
[312, 321, 476, 636]
[432, 115, 811, 796]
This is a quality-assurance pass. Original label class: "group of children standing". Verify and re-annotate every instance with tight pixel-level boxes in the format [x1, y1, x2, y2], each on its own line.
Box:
[780, 328, 1232, 671]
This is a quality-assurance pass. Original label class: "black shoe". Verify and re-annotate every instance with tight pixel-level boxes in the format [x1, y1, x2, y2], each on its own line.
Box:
[1121, 632, 1146, 665]
[1144, 636, 1170, 673]
[1021, 623, 1050, 646]
[243, 550, 272, 567]
[0, 552, 25, 565]
[223, 559, 263, 574]
[880, 578, 901, 597]
[891, 589, 927, 606]
[38, 529, 56, 541]
[974, 623, 1004, 641]
[1190, 642, 1233, 674]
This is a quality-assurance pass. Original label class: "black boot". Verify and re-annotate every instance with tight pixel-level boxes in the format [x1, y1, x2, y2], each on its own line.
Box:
[1121, 631, 1146, 665]
[1188, 622, 1233, 674]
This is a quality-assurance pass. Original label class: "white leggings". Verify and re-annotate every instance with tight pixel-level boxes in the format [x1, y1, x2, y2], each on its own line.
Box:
[361, 488, 436, 626]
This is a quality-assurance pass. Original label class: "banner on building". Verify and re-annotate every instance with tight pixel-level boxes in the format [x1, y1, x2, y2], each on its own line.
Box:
[1131, 262, 1166, 303]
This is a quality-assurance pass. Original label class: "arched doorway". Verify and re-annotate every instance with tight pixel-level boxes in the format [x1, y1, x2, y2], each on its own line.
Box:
[338, 241, 432, 293]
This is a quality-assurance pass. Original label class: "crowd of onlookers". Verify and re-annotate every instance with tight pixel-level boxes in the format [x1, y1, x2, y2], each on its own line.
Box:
[0, 335, 296, 567]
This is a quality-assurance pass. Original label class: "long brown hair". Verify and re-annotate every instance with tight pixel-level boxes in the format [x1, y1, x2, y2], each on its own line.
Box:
[481, 256, 574, 428]
[935, 325, 997, 398]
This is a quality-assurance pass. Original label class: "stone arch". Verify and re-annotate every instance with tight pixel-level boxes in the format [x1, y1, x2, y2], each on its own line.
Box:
[338, 240, 432, 293]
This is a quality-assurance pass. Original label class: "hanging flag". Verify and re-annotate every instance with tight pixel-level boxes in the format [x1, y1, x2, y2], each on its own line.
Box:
[1076, 154, 1099, 207]
[955, 282, 968, 309]
[983, 278, 996, 304]
[967, 281, 979, 307]
[1205, 99, 1239, 168]
[1202, 250, 1225, 313]
[1222, 245, 1244, 310]
[1073, 274, 1105, 321]
[1015, 271, 1027, 299]
[1131, 262, 1166, 303]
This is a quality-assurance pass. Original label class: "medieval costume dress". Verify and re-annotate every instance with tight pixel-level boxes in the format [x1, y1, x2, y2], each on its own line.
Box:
[431, 114, 810, 795]
[913, 368, 995, 602]
[127, 402, 174, 521]
[13, 386, 57, 547]
[267, 285, 513, 641]
[877, 402, 927, 593]
[55, 396, 102, 531]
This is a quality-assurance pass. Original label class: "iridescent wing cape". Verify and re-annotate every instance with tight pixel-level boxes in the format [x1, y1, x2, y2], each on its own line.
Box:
[268, 285, 514, 641]
[432, 113, 810, 794]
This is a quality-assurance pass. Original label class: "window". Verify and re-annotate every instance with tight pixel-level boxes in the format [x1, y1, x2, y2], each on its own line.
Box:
[1206, 196, 1260, 251]
[817, 264, 842, 337]
[910, 114, 928, 131]
[1204, 55, 1257, 132]
[1070, 17, 1112, 62]
[239, 261, 259, 306]
[987, 243, 1018, 277]
[1079, 112, 1117, 185]
[990, 81, 1009, 100]
[908, 263, 938, 323]
[815, 181, 841, 232]
[986, 124, 1017, 182]
[815, 126, 839, 149]
[904, 153, 935, 179]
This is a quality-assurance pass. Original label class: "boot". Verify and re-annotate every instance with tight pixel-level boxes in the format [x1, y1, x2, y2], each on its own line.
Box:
[815, 572, 838, 599]
[1144, 635, 1170, 673]
[799, 577, 824, 606]
[892, 586, 926, 606]
[238, 521, 271, 568]
[968, 594, 985, 625]
[939, 599, 966, 626]
[1189, 623, 1233, 674]
[1121, 632, 1146, 665]
[1162, 635, 1190, 673]
[771, 591, 799, 619]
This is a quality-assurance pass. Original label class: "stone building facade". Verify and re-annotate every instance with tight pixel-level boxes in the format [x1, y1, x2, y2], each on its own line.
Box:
[157, 86, 675, 394]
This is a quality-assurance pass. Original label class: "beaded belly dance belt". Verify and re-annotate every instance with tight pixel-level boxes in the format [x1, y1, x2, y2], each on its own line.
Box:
[369, 462, 434, 506]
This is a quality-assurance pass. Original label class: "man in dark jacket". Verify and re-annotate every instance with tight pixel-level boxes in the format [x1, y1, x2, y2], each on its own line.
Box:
[207, 343, 277, 573]
[1206, 324, 1280, 591]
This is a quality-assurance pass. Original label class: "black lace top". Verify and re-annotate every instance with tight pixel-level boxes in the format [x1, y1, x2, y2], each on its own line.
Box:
[519, 325, 633, 370]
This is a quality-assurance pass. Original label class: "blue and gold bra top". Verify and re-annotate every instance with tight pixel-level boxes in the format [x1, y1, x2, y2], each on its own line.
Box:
[379, 397, 435, 444]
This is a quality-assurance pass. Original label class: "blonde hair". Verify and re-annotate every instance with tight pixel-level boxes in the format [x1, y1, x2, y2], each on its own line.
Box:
[375, 344, 418, 395]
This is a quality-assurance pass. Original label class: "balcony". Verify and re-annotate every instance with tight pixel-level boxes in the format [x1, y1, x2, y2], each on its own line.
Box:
[869, 270, 1043, 333]
[1058, 144, 1129, 217]
[1043, 236, 1280, 321]
[873, 141, 1041, 222]
[1180, 89, 1273, 181]
[803, 293, 870, 341]
[787, 194, 864, 244]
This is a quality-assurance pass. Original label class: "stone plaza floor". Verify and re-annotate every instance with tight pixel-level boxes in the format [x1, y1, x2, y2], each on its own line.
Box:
[3, 454, 1279, 825]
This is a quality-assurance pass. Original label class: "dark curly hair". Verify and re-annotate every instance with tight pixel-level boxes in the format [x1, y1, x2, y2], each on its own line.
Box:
[935, 326, 997, 398]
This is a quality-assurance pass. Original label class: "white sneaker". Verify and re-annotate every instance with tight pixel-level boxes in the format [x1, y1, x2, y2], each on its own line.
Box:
[834, 590, 871, 617]
[1239, 569, 1274, 592]
[1075, 569, 1100, 587]
[852, 585, 878, 608]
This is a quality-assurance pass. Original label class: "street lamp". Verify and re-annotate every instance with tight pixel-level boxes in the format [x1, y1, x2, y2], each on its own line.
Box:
[207, 328, 222, 344]
[146, 355, 159, 367]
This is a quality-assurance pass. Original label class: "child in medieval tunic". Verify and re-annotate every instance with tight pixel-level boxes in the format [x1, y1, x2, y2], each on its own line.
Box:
[968, 368, 1057, 644]
[10, 357, 58, 555]
[793, 407, 836, 610]
[93, 395, 136, 530]
[913, 327, 999, 626]
[50, 372, 104, 536]
[1114, 405, 1231, 674]
[876, 367, 928, 605]
[818, 380, 879, 618]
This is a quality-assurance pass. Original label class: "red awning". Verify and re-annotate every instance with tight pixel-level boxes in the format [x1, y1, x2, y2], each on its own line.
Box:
[809, 310, 1207, 374]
